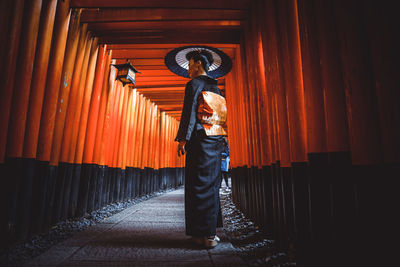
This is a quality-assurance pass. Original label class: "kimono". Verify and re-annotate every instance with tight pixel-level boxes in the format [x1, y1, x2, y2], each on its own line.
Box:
[175, 75, 224, 237]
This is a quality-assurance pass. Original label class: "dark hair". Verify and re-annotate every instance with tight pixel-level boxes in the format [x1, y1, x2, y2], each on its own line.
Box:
[186, 50, 214, 73]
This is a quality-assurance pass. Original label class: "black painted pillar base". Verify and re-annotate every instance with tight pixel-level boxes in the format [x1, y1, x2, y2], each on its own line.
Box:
[281, 165, 295, 248]
[307, 153, 332, 265]
[0, 163, 7, 248]
[290, 161, 311, 264]
[76, 163, 94, 217]
[3, 158, 22, 244]
[261, 165, 273, 236]
[94, 165, 106, 210]
[29, 161, 49, 236]
[52, 163, 74, 224]
[68, 164, 81, 218]
[87, 164, 98, 213]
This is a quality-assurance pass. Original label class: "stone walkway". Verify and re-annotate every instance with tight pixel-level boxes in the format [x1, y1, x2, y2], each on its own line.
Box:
[23, 188, 248, 267]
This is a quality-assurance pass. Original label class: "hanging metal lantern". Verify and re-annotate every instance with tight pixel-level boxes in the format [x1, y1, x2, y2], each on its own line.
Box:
[113, 60, 140, 87]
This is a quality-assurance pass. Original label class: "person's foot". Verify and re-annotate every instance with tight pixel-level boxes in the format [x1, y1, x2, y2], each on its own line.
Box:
[204, 236, 219, 248]
[189, 235, 220, 248]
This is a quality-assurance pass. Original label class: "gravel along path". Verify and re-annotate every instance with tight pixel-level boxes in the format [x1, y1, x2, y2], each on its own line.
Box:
[219, 185, 296, 266]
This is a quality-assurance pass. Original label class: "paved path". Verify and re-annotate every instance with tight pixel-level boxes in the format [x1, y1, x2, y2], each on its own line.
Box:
[23, 188, 247, 266]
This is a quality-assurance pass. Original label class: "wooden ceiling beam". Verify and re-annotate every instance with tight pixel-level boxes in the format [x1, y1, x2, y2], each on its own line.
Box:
[152, 100, 183, 105]
[135, 76, 187, 82]
[141, 95, 185, 101]
[135, 79, 224, 87]
[135, 81, 187, 88]
[98, 29, 241, 44]
[88, 20, 242, 32]
[107, 43, 239, 49]
[164, 111, 182, 114]
[112, 49, 169, 59]
[71, 0, 250, 9]
[156, 104, 182, 110]
[81, 8, 246, 22]
[138, 84, 224, 92]
[137, 84, 225, 91]
[111, 48, 235, 60]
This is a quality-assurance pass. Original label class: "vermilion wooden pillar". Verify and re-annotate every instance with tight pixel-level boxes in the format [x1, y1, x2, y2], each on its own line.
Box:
[296, 0, 327, 154]
[313, 0, 349, 153]
[93, 51, 113, 166]
[131, 91, 139, 167]
[136, 95, 146, 168]
[0, 0, 24, 163]
[110, 83, 124, 167]
[240, 43, 253, 167]
[130, 91, 140, 168]
[116, 86, 130, 169]
[65, 36, 94, 164]
[263, 0, 291, 167]
[165, 115, 171, 168]
[234, 47, 247, 167]
[58, 24, 88, 163]
[363, 2, 400, 164]
[159, 112, 166, 169]
[36, 0, 71, 162]
[152, 104, 159, 168]
[99, 59, 117, 166]
[276, 0, 307, 163]
[251, 1, 273, 167]
[83, 44, 108, 164]
[224, 71, 236, 166]
[132, 94, 142, 167]
[239, 58, 248, 167]
[6, 0, 43, 158]
[254, 9, 273, 166]
[155, 109, 161, 170]
[257, 0, 280, 163]
[0, 0, 13, 62]
[105, 80, 118, 166]
[146, 103, 156, 168]
[140, 99, 151, 169]
[75, 39, 99, 164]
[23, 0, 58, 159]
[333, 1, 381, 165]
[126, 90, 136, 168]
[225, 52, 243, 168]
[243, 22, 260, 168]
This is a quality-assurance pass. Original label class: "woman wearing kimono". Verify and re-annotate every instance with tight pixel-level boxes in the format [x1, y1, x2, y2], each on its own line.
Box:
[165, 46, 232, 248]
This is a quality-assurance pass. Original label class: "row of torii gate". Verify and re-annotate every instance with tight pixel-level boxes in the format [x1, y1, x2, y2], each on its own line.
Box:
[1, 0, 398, 265]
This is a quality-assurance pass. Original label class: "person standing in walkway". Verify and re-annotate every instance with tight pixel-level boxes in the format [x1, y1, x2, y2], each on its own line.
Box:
[221, 137, 230, 189]
[165, 46, 232, 249]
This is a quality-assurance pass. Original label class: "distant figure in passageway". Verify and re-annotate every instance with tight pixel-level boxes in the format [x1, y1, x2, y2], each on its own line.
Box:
[165, 46, 232, 249]
[221, 137, 230, 189]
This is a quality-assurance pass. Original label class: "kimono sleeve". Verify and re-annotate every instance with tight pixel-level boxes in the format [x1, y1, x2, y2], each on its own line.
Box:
[174, 81, 200, 141]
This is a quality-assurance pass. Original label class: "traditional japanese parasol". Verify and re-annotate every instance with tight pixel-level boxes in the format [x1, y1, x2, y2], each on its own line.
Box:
[164, 45, 232, 79]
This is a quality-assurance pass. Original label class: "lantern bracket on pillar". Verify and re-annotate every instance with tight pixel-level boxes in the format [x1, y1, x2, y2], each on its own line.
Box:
[112, 59, 140, 87]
